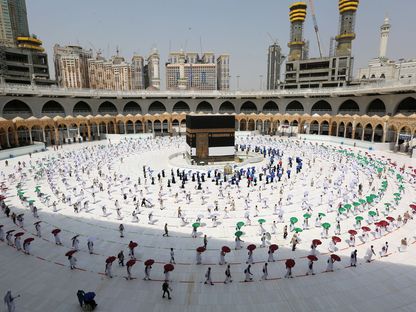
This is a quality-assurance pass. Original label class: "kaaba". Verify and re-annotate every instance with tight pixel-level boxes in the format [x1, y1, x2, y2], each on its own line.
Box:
[186, 114, 235, 162]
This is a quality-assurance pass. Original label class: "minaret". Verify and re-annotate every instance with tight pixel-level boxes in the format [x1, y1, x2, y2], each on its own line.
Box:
[379, 16, 391, 59]
[335, 0, 359, 57]
[288, 2, 307, 62]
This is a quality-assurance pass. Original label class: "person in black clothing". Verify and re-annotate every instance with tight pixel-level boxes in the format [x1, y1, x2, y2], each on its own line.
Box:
[163, 223, 169, 237]
[162, 281, 172, 299]
[118, 251, 125, 266]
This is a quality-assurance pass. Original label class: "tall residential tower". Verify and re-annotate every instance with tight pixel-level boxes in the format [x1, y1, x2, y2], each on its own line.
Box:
[267, 43, 283, 90]
[288, 2, 307, 62]
[335, 0, 359, 57]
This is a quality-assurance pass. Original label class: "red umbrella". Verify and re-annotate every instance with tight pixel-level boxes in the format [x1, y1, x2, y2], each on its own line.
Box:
[51, 229, 61, 235]
[269, 244, 279, 252]
[285, 259, 295, 268]
[106, 256, 116, 264]
[23, 237, 34, 244]
[348, 230, 357, 236]
[128, 242, 138, 249]
[144, 259, 155, 266]
[221, 246, 231, 253]
[377, 220, 389, 227]
[126, 259, 136, 267]
[14, 232, 24, 237]
[0, 195, 6, 200]
[409, 204, 416, 210]
[332, 236, 341, 243]
[307, 255, 318, 261]
[65, 250, 77, 257]
[331, 254, 341, 262]
[164, 263, 174, 272]
[386, 216, 395, 222]
[247, 244, 256, 251]
[196, 246, 206, 253]
[312, 239, 322, 246]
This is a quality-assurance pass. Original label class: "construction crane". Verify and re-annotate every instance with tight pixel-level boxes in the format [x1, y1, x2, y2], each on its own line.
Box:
[308, 0, 323, 58]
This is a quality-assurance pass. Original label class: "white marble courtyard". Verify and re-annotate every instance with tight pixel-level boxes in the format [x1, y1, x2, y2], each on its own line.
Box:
[1, 135, 416, 312]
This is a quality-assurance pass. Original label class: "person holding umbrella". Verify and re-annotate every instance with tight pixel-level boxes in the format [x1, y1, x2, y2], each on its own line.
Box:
[306, 256, 316, 275]
[285, 259, 295, 278]
[105, 258, 114, 278]
[144, 263, 152, 281]
[196, 248, 203, 265]
[326, 256, 335, 272]
[23, 238, 33, 255]
[6, 230, 13, 246]
[126, 259, 135, 280]
[246, 249, 254, 264]
[68, 254, 77, 270]
[204, 267, 214, 285]
[219, 249, 226, 265]
[162, 281, 172, 300]
[224, 264, 232, 284]
[0, 225, 4, 242]
[128, 241, 137, 259]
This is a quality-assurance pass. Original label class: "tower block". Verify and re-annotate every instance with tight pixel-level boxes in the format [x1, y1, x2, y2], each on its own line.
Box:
[335, 0, 359, 57]
[288, 2, 307, 62]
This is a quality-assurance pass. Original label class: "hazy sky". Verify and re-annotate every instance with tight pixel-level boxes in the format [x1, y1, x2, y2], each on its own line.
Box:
[27, 0, 416, 90]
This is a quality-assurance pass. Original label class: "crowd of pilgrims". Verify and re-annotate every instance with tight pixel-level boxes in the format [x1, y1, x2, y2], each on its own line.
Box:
[1, 136, 415, 285]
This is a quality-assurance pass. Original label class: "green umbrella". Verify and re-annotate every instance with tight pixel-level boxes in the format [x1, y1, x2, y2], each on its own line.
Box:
[395, 196, 401, 201]
[338, 207, 346, 214]
[28, 199, 35, 204]
[399, 184, 405, 191]
[236, 221, 245, 229]
[359, 199, 366, 205]
[17, 190, 25, 196]
[355, 216, 364, 221]
[235, 231, 244, 237]
[366, 197, 373, 204]
[294, 228, 303, 233]
[290, 217, 298, 224]
[322, 223, 331, 229]
[344, 204, 352, 210]
[384, 203, 391, 207]
[318, 212, 326, 217]
[258, 219, 266, 224]
[377, 167, 383, 173]
[192, 223, 201, 228]
[303, 213, 312, 219]
[368, 211, 377, 217]
[353, 202, 360, 207]
[369, 194, 378, 199]
[393, 193, 401, 197]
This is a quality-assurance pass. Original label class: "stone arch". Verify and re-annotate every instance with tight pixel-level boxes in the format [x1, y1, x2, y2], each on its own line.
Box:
[98, 101, 118, 115]
[240, 119, 247, 131]
[330, 121, 337, 136]
[310, 120, 319, 134]
[135, 120, 143, 133]
[339, 100, 359, 114]
[196, 101, 213, 113]
[240, 101, 257, 114]
[262, 101, 279, 113]
[286, 101, 304, 113]
[123, 101, 142, 115]
[354, 123, 363, 140]
[363, 124, 373, 141]
[311, 100, 332, 114]
[148, 101, 166, 114]
[345, 122, 353, 138]
[219, 101, 235, 114]
[42, 100, 65, 117]
[367, 99, 386, 116]
[337, 122, 345, 137]
[30, 125, 43, 142]
[73, 101, 92, 116]
[172, 101, 190, 113]
[395, 97, 416, 115]
[373, 124, 383, 142]
[3, 100, 32, 119]
[320, 121, 330, 135]
[16, 125, 30, 145]
[126, 120, 134, 133]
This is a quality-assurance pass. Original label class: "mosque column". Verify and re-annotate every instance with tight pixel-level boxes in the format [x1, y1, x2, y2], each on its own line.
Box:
[152, 122, 155, 133]
[238, 120, 241, 131]
[54, 128, 59, 145]
[336, 123, 340, 137]
[133, 122, 136, 134]
[343, 125, 347, 138]
[142, 122, 145, 133]
[97, 123, 100, 136]
[361, 129, 365, 141]
[28, 128, 33, 144]
[87, 125, 91, 141]
[77, 126, 80, 138]
[371, 129, 375, 142]
[6, 130, 10, 147]
[105, 123, 108, 134]
[123, 122, 126, 134]
[318, 123, 321, 135]
[42, 128, 46, 142]
[14, 130, 19, 147]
